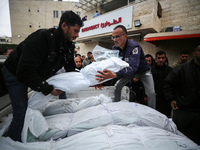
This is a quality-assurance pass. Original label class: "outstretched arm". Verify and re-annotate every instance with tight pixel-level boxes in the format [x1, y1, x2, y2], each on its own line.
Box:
[95, 69, 117, 82]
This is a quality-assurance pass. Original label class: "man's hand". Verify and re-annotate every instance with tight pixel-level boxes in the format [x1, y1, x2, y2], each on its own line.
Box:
[95, 69, 117, 82]
[51, 89, 63, 96]
[93, 84, 104, 90]
[171, 100, 178, 110]
[144, 96, 148, 105]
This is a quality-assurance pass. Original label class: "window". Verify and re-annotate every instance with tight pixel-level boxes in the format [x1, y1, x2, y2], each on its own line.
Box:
[53, 10, 59, 18]
[61, 11, 65, 15]
[0, 39, 6, 42]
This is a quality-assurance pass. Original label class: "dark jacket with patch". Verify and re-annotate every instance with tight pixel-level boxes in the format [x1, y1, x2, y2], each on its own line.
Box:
[4, 27, 75, 95]
[112, 39, 150, 79]
[163, 59, 200, 112]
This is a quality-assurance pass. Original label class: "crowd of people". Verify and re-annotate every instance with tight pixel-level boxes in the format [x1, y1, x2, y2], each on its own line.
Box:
[0, 10, 199, 145]
[94, 24, 199, 145]
[122, 47, 200, 145]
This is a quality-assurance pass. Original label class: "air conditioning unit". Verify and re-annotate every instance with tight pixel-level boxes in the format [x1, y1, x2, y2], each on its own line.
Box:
[164, 26, 180, 32]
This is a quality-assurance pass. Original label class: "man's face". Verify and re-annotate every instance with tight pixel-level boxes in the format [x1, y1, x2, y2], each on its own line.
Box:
[180, 54, 189, 63]
[82, 56, 85, 60]
[62, 23, 80, 41]
[133, 76, 139, 83]
[155, 54, 166, 66]
[87, 53, 92, 58]
[145, 57, 152, 66]
[193, 45, 200, 63]
[74, 57, 82, 68]
[4, 49, 13, 56]
[112, 28, 127, 49]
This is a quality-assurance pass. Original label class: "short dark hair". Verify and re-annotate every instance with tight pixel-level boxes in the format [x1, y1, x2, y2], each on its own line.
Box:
[59, 11, 83, 28]
[75, 54, 81, 57]
[87, 51, 92, 54]
[180, 50, 189, 55]
[155, 51, 166, 57]
[145, 54, 154, 66]
[113, 25, 127, 34]
[145, 54, 153, 59]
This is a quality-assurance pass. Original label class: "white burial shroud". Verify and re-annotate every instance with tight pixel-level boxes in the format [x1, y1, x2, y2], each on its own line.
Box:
[22, 100, 179, 142]
[28, 57, 129, 110]
[1, 125, 199, 150]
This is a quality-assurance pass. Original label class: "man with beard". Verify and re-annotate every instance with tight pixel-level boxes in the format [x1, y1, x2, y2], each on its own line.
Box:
[171, 50, 190, 68]
[74, 57, 83, 71]
[3, 11, 83, 142]
[163, 44, 200, 145]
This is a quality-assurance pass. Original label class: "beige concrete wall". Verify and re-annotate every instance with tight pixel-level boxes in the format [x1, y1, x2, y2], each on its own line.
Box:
[78, 41, 99, 56]
[82, 0, 161, 32]
[9, 0, 200, 64]
[77, 0, 161, 54]
[133, 0, 161, 32]
[10, 0, 80, 44]
[159, 0, 200, 31]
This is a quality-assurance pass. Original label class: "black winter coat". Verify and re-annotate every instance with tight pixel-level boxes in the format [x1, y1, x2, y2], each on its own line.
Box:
[151, 64, 172, 99]
[163, 59, 200, 112]
[4, 27, 75, 95]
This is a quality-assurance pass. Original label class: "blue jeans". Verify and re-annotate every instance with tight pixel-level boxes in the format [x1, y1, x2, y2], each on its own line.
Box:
[4, 67, 28, 142]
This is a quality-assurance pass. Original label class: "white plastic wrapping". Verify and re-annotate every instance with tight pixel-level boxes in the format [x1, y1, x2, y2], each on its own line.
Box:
[81, 57, 128, 85]
[92, 45, 119, 61]
[42, 94, 112, 116]
[28, 57, 129, 110]
[2, 125, 199, 150]
[22, 101, 178, 142]
[21, 108, 49, 143]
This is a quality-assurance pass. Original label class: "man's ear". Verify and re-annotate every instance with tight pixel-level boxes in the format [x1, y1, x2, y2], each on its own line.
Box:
[61, 22, 68, 31]
[124, 34, 127, 38]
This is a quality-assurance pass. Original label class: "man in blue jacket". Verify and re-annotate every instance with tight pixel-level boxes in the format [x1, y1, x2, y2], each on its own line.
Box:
[96, 25, 156, 109]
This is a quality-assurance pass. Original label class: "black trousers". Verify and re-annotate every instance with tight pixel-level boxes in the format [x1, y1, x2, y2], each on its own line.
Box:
[173, 109, 200, 145]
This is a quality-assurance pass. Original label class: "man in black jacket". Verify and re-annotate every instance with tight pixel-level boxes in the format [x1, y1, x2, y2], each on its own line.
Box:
[163, 45, 200, 145]
[3, 11, 83, 142]
[151, 51, 172, 117]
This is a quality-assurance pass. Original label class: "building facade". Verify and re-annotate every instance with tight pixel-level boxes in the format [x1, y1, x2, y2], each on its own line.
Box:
[9, 0, 200, 65]
[9, 0, 80, 44]
[76, 0, 200, 65]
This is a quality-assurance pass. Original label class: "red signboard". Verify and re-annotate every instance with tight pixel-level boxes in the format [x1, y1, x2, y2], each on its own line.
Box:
[82, 17, 122, 33]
